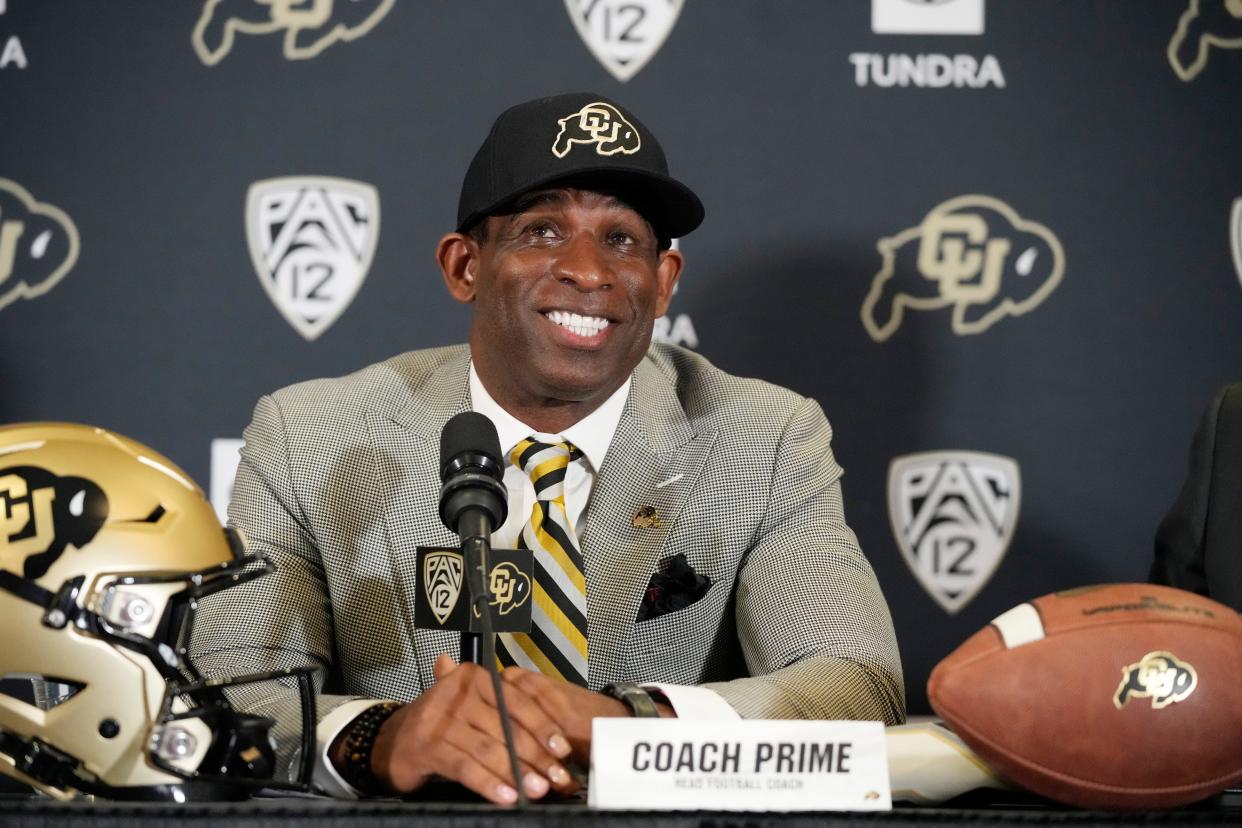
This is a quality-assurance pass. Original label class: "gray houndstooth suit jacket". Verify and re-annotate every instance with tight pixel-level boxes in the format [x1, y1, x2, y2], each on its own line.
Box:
[191, 343, 905, 768]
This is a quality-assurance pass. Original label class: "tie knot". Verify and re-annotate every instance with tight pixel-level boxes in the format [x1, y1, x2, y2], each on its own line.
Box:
[512, 437, 582, 498]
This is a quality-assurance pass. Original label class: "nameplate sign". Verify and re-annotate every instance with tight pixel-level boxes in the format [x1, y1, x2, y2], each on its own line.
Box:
[589, 718, 890, 811]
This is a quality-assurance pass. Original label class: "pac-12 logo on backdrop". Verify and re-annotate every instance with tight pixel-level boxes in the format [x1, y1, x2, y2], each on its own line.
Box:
[565, 0, 684, 82]
[872, 0, 984, 35]
[245, 176, 380, 341]
[861, 195, 1064, 342]
[888, 451, 1020, 614]
[0, 179, 80, 314]
[192, 0, 395, 66]
[1168, 0, 1242, 81]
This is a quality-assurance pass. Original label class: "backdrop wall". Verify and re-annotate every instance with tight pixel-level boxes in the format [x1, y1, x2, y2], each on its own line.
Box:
[2, 0, 1240, 712]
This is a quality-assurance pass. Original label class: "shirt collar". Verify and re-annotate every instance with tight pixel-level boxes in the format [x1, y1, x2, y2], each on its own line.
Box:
[468, 362, 630, 472]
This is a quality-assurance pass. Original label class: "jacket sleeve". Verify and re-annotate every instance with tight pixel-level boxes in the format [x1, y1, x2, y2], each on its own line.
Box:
[702, 397, 906, 725]
[189, 394, 370, 781]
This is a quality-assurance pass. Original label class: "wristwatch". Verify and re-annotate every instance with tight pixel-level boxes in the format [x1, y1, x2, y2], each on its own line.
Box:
[601, 682, 661, 718]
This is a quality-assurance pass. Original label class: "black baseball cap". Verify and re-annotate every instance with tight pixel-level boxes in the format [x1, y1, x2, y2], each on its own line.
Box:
[456, 92, 704, 240]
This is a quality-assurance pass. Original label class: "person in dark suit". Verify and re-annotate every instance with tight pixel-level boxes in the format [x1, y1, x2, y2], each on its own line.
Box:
[1151, 382, 1242, 612]
[192, 92, 903, 804]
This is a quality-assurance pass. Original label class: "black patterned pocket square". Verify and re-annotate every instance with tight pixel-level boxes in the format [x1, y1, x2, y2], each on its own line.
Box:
[635, 553, 712, 623]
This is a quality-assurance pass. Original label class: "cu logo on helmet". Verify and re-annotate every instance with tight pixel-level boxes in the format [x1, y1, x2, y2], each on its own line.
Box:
[552, 102, 642, 158]
[0, 467, 107, 580]
[1114, 651, 1198, 710]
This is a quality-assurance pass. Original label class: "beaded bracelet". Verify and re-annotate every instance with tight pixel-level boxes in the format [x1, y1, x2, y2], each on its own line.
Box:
[337, 701, 403, 796]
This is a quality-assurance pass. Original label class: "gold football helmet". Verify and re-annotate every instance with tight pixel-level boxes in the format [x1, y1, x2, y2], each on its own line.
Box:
[0, 422, 314, 800]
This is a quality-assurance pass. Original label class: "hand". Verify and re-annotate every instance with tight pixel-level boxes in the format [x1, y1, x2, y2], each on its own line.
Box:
[363, 654, 579, 804]
[499, 666, 675, 764]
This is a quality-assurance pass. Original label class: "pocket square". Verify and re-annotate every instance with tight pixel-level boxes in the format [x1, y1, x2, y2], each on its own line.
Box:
[635, 553, 712, 623]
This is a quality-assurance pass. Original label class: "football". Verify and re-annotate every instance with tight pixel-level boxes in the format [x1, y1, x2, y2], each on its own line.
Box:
[927, 583, 1242, 809]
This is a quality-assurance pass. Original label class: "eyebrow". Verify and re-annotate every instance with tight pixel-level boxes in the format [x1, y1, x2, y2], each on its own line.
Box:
[509, 190, 629, 215]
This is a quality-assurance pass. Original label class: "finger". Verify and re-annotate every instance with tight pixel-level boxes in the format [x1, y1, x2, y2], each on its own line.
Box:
[433, 653, 458, 681]
[502, 667, 584, 745]
[459, 687, 577, 793]
[432, 739, 522, 805]
[493, 669, 575, 759]
[444, 718, 559, 800]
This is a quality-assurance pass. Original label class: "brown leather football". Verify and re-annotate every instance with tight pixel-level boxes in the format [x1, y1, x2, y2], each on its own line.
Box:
[927, 583, 1242, 809]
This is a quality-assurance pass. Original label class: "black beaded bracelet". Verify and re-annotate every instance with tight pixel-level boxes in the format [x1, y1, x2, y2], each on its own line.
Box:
[337, 701, 403, 796]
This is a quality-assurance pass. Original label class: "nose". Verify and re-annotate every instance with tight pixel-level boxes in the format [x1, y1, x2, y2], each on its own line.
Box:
[553, 232, 614, 292]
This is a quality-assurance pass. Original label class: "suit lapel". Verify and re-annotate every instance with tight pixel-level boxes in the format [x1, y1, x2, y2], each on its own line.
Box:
[580, 355, 717, 686]
[365, 348, 471, 694]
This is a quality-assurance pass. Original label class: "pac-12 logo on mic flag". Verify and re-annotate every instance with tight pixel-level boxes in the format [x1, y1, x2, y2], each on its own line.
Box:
[245, 176, 379, 341]
[565, 0, 684, 82]
[888, 451, 1020, 614]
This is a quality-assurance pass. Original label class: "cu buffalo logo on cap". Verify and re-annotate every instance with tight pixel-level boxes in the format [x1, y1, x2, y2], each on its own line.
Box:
[1, 467, 107, 581]
[245, 176, 380, 341]
[888, 451, 1020, 614]
[192, 0, 395, 65]
[552, 102, 642, 159]
[0, 179, 80, 315]
[862, 195, 1064, 342]
[1115, 651, 1198, 710]
[1168, 0, 1242, 82]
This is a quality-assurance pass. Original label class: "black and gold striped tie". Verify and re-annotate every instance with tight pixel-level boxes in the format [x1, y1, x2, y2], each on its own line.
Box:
[497, 437, 589, 686]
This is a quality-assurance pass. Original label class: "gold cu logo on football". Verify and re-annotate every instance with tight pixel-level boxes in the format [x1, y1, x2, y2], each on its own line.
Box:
[0, 179, 80, 314]
[553, 102, 641, 158]
[1115, 651, 1198, 710]
[192, 0, 395, 66]
[861, 195, 1064, 342]
[1168, 0, 1242, 81]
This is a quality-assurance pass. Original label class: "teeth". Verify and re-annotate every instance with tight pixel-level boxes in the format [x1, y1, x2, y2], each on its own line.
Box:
[546, 310, 610, 338]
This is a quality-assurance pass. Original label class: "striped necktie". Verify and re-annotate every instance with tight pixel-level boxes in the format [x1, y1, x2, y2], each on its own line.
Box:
[497, 437, 589, 686]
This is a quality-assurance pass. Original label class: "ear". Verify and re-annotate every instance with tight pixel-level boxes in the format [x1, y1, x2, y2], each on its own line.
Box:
[653, 247, 684, 318]
[437, 232, 479, 304]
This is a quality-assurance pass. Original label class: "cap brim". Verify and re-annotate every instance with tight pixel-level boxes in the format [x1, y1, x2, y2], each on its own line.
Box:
[456, 166, 704, 240]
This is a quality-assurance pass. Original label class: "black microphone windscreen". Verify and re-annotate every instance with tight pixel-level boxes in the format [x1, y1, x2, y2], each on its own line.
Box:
[440, 411, 503, 471]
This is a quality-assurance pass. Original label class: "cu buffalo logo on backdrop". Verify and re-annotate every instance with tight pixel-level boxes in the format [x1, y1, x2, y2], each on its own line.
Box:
[888, 451, 1020, 614]
[565, 0, 684, 82]
[245, 176, 380, 341]
[861, 195, 1064, 342]
[1168, 0, 1242, 81]
[192, 0, 395, 65]
[0, 467, 107, 580]
[553, 102, 642, 158]
[0, 179, 80, 314]
[1115, 651, 1198, 710]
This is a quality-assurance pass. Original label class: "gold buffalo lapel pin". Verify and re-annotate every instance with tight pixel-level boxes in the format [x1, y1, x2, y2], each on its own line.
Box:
[632, 505, 661, 529]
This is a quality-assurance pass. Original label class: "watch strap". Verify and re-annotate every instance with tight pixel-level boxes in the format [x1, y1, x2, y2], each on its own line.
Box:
[601, 682, 660, 718]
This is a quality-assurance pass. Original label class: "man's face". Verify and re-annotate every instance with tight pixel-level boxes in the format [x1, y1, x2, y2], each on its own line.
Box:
[444, 187, 682, 416]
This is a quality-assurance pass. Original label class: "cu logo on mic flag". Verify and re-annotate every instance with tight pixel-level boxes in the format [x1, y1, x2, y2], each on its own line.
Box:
[888, 451, 1020, 614]
[245, 176, 380, 341]
[415, 547, 533, 633]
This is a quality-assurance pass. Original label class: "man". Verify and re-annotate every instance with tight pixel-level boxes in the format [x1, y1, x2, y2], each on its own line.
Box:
[192, 92, 904, 804]
[1151, 382, 1242, 612]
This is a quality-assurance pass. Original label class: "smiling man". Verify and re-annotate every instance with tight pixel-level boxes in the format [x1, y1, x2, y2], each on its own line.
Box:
[191, 93, 904, 804]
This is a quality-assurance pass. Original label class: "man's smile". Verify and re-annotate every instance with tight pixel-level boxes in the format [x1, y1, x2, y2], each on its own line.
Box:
[542, 309, 615, 343]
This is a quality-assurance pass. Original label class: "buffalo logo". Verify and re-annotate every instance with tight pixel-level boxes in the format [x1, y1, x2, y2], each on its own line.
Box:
[245, 176, 379, 341]
[1231, 198, 1242, 289]
[1115, 651, 1198, 709]
[1168, 0, 1242, 81]
[552, 102, 641, 159]
[423, 550, 464, 626]
[564, 0, 684, 82]
[192, 0, 395, 66]
[477, 561, 531, 618]
[861, 195, 1065, 342]
[0, 180, 80, 314]
[888, 451, 1020, 614]
[1, 467, 107, 581]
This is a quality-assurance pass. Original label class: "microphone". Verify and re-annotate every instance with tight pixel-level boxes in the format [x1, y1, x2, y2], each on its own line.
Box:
[438, 411, 508, 539]
[436, 412, 527, 806]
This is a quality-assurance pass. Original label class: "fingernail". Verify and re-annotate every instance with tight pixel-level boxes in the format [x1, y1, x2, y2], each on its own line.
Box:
[547, 764, 569, 786]
[548, 734, 571, 756]
[524, 771, 549, 797]
[497, 784, 518, 804]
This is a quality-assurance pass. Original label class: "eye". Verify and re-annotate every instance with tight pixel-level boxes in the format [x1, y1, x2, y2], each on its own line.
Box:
[526, 221, 556, 239]
[607, 230, 637, 247]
